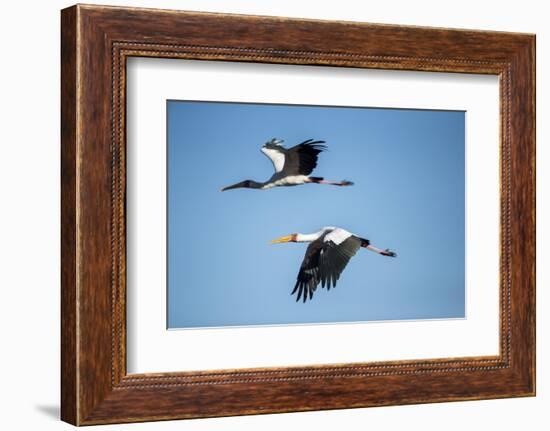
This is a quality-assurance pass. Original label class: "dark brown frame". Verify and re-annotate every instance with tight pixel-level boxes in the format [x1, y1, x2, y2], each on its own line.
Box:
[61, 4, 535, 426]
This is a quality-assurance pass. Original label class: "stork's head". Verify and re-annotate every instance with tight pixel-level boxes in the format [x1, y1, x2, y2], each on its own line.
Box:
[270, 233, 298, 244]
[262, 138, 284, 150]
[220, 179, 264, 191]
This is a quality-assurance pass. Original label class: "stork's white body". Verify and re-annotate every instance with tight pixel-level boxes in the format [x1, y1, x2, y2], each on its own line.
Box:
[295, 227, 351, 244]
[261, 174, 310, 189]
[260, 145, 311, 188]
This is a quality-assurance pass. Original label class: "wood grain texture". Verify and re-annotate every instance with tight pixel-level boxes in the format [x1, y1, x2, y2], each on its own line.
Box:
[60, 4, 535, 425]
[60, 5, 78, 425]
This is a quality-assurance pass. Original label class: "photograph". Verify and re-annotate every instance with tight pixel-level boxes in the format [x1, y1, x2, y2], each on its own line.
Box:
[167, 100, 466, 329]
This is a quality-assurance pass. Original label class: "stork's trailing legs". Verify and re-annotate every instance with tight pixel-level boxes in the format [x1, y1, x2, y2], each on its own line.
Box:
[365, 244, 397, 257]
[308, 177, 354, 187]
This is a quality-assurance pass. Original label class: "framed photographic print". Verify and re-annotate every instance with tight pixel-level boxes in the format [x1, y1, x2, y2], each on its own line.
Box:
[61, 4, 535, 425]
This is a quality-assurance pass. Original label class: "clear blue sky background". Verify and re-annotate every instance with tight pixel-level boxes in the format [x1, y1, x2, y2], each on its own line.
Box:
[167, 100, 465, 329]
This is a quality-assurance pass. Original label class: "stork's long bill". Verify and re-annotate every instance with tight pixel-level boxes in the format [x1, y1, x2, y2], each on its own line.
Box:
[270, 227, 397, 303]
[270, 234, 296, 244]
[220, 138, 354, 191]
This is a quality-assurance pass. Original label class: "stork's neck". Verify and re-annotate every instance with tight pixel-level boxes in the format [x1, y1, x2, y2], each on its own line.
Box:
[295, 231, 325, 243]
[246, 180, 265, 189]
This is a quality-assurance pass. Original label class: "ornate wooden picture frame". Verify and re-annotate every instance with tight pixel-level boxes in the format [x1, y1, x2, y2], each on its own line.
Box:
[61, 4, 535, 425]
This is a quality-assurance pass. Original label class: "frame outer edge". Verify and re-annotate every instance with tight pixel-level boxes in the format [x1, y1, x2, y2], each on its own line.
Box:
[61, 5, 79, 426]
[526, 35, 536, 396]
[531, 34, 536, 396]
[507, 35, 536, 395]
[523, 34, 536, 395]
[60, 4, 536, 424]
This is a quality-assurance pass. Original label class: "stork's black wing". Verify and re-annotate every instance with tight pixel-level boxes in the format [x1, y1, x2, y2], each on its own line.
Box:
[291, 235, 361, 302]
[292, 238, 324, 303]
[318, 236, 362, 290]
[283, 139, 327, 176]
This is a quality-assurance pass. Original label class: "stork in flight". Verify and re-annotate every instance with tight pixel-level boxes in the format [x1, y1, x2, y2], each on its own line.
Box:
[271, 227, 396, 302]
[220, 138, 354, 191]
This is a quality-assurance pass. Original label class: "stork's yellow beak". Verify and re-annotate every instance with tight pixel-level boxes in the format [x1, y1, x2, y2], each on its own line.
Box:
[270, 235, 294, 244]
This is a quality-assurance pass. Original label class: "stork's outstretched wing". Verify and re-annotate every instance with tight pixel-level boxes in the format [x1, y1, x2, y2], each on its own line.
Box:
[292, 229, 361, 302]
[318, 236, 361, 290]
[283, 139, 327, 176]
[260, 145, 286, 173]
[292, 238, 324, 303]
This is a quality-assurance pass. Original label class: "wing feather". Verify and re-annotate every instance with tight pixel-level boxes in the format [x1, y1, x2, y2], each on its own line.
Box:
[261, 147, 286, 173]
[283, 140, 327, 176]
[292, 232, 361, 302]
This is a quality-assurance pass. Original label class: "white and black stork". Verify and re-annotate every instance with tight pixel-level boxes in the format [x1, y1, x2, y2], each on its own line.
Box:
[271, 227, 396, 302]
[220, 138, 354, 191]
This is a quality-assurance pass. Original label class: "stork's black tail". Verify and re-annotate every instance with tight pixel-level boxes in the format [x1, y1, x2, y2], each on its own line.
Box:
[359, 237, 371, 247]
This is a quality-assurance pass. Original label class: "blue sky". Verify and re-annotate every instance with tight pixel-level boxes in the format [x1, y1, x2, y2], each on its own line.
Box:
[167, 100, 465, 329]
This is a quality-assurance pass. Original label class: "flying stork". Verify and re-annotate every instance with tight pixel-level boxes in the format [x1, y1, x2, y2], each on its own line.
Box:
[271, 227, 396, 302]
[220, 138, 354, 191]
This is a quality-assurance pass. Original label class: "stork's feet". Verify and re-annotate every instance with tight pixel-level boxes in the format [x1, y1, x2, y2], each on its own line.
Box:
[381, 249, 397, 257]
